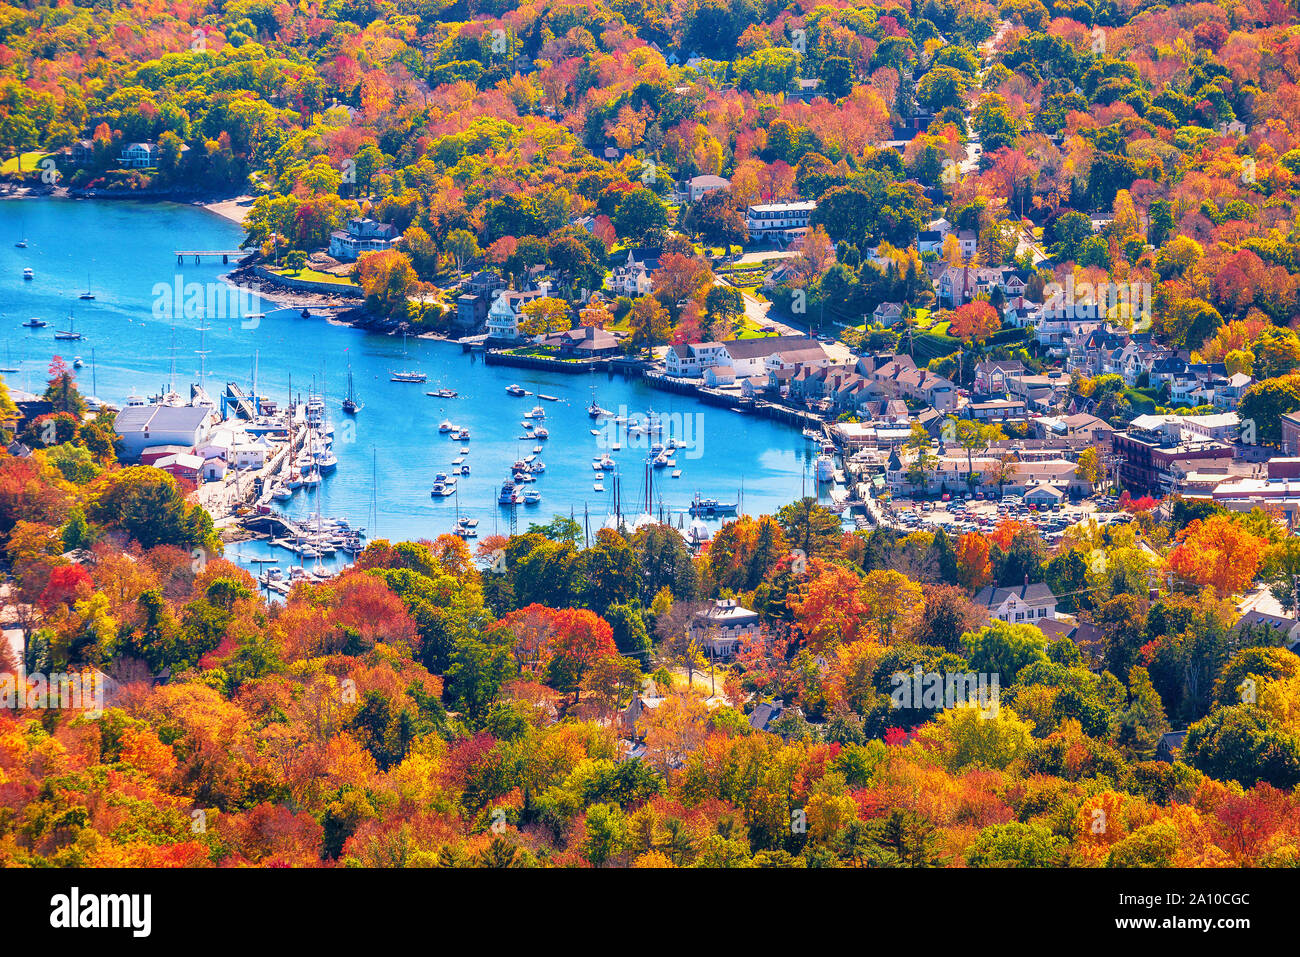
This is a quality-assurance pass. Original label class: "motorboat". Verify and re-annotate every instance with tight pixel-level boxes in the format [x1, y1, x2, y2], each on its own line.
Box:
[533, 427, 549, 440]
[690, 495, 736, 516]
[506, 384, 526, 396]
[522, 489, 542, 505]
[22, 268, 33, 281]
[435, 388, 457, 398]
[524, 405, 545, 419]
[391, 371, 427, 383]
[22, 318, 46, 328]
[498, 480, 520, 504]
[438, 420, 454, 433]
[593, 454, 616, 470]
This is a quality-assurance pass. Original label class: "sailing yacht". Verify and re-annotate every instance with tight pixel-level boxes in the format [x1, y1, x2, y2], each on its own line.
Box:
[54, 307, 83, 341]
[79, 273, 95, 300]
[342, 366, 361, 414]
[390, 329, 426, 382]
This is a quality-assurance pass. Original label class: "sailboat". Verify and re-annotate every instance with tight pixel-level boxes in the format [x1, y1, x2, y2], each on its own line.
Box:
[79, 272, 95, 300]
[54, 306, 84, 341]
[342, 365, 361, 414]
[390, 329, 426, 382]
[0, 343, 18, 373]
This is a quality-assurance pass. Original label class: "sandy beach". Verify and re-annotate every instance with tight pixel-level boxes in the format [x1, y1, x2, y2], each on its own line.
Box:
[203, 195, 255, 225]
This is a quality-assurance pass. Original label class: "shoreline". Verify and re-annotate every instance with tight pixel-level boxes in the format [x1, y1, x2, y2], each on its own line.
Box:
[200, 195, 254, 225]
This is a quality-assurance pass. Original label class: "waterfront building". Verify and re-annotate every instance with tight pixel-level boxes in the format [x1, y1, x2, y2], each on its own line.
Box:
[152, 452, 204, 484]
[119, 142, 159, 168]
[486, 287, 550, 340]
[328, 218, 402, 261]
[114, 404, 212, 462]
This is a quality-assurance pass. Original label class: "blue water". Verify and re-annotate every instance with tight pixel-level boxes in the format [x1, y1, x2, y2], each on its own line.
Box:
[0, 198, 829, 560]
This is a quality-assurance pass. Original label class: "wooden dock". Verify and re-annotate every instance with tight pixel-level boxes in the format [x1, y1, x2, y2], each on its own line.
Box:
[174, 249, 248, 264]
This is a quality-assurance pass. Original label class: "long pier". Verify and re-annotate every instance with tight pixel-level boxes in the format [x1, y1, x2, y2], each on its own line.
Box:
[175, 249, 247, 264]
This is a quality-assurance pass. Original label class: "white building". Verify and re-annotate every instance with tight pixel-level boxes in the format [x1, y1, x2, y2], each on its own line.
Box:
[973, 583, 1058, 624]
[486, 287, 549, 339]
[745, 201, 816, 244]
[328, 218, 402, 261]
[114, 404, 212, 462]
[687, 175, 730, 201]
[692, 598, 761, 658]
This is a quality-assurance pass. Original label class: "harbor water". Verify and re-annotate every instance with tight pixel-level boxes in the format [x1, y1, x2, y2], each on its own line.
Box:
[1, 198, 835, 571]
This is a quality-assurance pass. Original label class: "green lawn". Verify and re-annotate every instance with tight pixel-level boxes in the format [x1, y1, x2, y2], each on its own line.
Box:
[272, 265, 355, 284]
[2, 152, 51, 175]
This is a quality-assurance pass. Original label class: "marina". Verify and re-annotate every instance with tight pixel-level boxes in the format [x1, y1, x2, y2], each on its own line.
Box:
[0, 198, 844, 580]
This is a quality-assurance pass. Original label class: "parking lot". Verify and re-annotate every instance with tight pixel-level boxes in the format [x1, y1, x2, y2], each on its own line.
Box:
[881, 492, 1133, 539]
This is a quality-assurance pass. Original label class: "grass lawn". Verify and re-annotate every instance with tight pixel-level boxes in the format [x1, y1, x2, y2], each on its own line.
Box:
[733, 318, 771, 338]
[1, 152, 51, 175]
[273, 265, 355, 284]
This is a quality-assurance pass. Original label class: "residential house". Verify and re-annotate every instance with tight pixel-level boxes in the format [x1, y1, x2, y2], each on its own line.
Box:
[119, 142, 158, 168]
[872, 302, 905, 325]
[692, 598, 761, 659]
[608, 247, 662, 297]
[686, 174, 730, 201]
[965, 398, 1026, 422]
[540, 325, 621, 357]
[973, 582, 1058, 624]
[973, 360, 1025, 395]
[328, 218, 402, 261]
[665, 340, 729, 378]
[486, 287, 550, 340]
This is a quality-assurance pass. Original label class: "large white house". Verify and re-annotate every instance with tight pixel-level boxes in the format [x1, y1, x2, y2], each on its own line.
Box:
[608, 248, 661, 297]
[745, 201, 816, 244]
[486, 287, 550, 339]
[665, 335, 827, 379]
[973, 583, 1058, 624]
[328, 218, 402, 261]
[692, 598, 761, 659]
